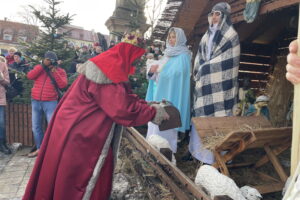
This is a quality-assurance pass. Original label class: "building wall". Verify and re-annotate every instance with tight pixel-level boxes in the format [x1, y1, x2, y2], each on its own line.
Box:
[58, 25, 99, 48]
[0, 19, 39, 55]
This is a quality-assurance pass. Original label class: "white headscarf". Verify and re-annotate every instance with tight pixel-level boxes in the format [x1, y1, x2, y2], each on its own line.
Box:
[164, 27, 190, 57]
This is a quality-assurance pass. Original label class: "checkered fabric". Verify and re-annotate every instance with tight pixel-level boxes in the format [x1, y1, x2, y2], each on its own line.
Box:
[193, 18, 240, 117]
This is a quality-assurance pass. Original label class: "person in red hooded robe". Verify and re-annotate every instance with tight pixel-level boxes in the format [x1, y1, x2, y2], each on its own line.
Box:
[22, 32, 168, 200]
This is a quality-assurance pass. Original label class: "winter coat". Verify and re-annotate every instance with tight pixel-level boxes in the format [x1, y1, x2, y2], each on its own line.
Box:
[0, 62, 10, 106]
[10, 59, 31, 73]
[27, 64, 67, 101]
[5, 55, 14, 65]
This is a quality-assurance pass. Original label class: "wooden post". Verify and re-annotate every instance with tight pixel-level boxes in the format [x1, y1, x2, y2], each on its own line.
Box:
[291, 3, 300, 176]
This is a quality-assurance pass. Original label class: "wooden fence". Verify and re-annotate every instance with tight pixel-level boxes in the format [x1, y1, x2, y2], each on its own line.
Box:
[5, 104, 34, 146]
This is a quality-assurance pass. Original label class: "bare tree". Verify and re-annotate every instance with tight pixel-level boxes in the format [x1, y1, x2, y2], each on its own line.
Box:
[17, 5, 42, 26]
[144, 0, 167, 38]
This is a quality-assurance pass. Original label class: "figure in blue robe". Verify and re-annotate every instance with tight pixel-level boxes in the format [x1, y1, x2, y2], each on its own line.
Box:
[146, 27, 191, 153]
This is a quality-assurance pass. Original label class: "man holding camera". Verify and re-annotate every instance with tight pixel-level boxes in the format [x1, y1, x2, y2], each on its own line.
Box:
[27, 51, 67, 158]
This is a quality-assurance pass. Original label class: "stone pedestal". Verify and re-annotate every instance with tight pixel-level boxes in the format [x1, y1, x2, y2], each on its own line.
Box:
[106, 0, 149, 41]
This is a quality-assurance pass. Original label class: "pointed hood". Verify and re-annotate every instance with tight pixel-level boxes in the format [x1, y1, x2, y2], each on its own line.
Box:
[89, 42, 145, 83]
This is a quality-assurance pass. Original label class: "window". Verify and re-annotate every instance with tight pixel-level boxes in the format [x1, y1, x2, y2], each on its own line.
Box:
[3, 34, 12, 41]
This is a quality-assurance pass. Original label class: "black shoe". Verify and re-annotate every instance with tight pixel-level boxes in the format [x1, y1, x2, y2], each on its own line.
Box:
[30, 144, 37, 153]
[0, 143, 11, 155]
[181, 152, 193, 161]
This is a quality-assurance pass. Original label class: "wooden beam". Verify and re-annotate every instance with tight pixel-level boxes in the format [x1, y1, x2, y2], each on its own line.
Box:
[256, 171, 281, 183]
[255, 140, 291, 168]
[213, 151, 230, 176]
[193, 0, 299, 37]
[254, 182, 285, 194]
[232, 0, 300, 23]
[264, 145, 288, 182]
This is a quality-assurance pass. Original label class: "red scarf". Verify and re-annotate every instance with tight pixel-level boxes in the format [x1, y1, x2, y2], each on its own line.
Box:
[89, 42, 145, 83]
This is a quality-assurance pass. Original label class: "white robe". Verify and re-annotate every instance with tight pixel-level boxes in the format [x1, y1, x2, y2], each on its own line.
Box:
[188, 123, 215, 164]
[146, 122, 177, 153]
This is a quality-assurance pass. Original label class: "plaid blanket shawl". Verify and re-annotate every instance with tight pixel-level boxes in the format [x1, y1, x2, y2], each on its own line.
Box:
[193, 18, 240, 117]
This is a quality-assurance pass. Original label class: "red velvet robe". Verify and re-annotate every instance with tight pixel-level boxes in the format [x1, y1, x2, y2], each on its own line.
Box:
[23, 75, 156, 200]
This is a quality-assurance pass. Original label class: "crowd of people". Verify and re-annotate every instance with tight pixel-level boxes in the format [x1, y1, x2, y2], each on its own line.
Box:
[0, 42, 109, 156]
[0, 1, 299, 199]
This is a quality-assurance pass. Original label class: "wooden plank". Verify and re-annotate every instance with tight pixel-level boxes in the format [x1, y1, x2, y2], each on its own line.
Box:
[255, 140, 291, 168]
[28, 104, 33, 146]
[126, 132, 191, 200]
[256, 171, 281, 183]
[254, 182, 285, 194]
[241, 43, 273, 56]
[14, 104, 19, 143]
[220, 128, 291, 143]
[238, 80, 267, 89]
[227, 161, 254, 168]
[126, 127, 211, 200]
[5, 105, 9, 143]
[214, 151, 230, 176]
[23, 104, 28, 146]
[240, 54, 271, 64]
[192, 116, 271, 138]
[192, 0, 299, 37]
[232, 0, 300, 23]
[239, 64, 271, 72]
[9, 104, 14, 143]
[238, 72, 269, 80]
[213, 127, 291, 151]
[264, 145, 288, 182]
[18, 104, 23, 144]
[248, 140, 290, 149]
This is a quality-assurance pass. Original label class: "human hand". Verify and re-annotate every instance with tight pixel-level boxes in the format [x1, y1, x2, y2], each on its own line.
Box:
[149, 65, 159, 73]
[286, 40, 300, 84]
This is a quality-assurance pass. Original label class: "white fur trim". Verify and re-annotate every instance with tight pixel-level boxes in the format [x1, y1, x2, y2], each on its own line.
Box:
[82, 123, 115, 200]
[77, 60, 112, 84]
[151, 104, 167, 125]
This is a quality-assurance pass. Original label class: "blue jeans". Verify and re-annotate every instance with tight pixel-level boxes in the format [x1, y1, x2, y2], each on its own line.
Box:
[32, 99, 57, 149]
[0, 106, 5, 140]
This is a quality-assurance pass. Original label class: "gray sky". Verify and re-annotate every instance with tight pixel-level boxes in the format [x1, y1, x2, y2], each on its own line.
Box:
[0, 0, 116, 34]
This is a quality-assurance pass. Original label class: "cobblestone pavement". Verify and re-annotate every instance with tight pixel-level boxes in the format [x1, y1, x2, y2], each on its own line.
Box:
[0, 147, 35, 200]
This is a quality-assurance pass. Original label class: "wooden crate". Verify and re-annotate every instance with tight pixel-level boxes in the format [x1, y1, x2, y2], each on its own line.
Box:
[5, 104, 34, 146]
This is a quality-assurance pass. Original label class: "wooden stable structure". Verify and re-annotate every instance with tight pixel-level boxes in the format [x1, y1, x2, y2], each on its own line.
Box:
[152, 0, 298, 91]
[192, 116, 292, 194]
[151, 3, 299, 194]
